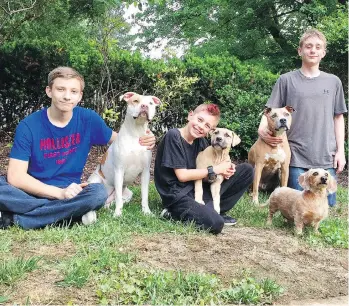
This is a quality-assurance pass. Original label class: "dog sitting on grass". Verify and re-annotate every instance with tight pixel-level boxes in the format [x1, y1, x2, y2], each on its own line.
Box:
[264, 168, 337, 235]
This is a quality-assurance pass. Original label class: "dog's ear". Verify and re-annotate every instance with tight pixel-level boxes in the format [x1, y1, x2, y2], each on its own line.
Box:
[285, 106, 296, 113]
[298, 172, 310, 190]
[327, 174, 338, 194]
[231, 132, 241, 147]
[263, 107, 272, 116]
[119, 92, 137, 102]
[152, 96, 161, 105]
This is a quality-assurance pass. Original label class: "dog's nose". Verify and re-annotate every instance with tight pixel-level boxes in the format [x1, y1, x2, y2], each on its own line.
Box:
[141, 104, 148, 111]
[216, 137, 222, 142]
[280, 118, 286, 125]
[321, 176, 327, 184]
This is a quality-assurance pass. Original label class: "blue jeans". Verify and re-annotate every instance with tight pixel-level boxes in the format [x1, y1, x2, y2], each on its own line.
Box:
[0, 176, 107, 229]
[288, 167, 337, 207]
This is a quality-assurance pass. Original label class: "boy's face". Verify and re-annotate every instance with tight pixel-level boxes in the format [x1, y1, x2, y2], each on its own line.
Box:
[187, 110, 219, 139]
[46, 77, 83, 113]
[298, 36, 326, 67]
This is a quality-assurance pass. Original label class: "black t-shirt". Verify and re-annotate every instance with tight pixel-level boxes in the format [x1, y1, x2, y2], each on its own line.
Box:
[154, 128, 209, 207]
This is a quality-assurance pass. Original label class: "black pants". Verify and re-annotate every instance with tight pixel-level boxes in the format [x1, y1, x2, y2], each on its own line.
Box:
[167, 163, 254, 234]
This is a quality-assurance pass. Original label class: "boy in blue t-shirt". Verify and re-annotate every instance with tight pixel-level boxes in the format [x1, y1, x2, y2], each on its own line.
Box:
[0, 66, 155, 229]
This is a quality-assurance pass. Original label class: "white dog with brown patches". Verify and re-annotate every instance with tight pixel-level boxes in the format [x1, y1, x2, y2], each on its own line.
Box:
[266, 168, 337, 235]
[195, 128, 241, 214]
[83, 92, 161, 223]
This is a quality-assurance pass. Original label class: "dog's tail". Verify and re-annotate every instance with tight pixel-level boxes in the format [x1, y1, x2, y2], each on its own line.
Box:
[258, 199, 270, 208]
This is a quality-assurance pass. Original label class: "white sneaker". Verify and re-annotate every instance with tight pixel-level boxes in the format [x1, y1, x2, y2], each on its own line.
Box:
[81, 211, 97, 225]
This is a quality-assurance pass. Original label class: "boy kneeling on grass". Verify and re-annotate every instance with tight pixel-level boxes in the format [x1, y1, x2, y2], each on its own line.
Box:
[154, 104, 254, 234]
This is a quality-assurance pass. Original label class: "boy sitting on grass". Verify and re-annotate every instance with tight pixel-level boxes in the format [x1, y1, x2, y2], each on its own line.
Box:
[0, 66, 155, 230]
[154, 104, 253, 234]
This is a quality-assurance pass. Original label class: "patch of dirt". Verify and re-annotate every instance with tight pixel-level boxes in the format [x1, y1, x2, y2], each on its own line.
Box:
[126, 228, 348, 305]
[3, 269, 97, 305]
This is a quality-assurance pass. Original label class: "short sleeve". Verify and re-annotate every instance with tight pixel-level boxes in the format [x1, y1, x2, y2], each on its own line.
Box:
[161, 129, 188, 169]
[89, 110, 113, 145]
[9, 121, 33, 161]
[334, 77, 347, 115]
[266, 77, 285, 108]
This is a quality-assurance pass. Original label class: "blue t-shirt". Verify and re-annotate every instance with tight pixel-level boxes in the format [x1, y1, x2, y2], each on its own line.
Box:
[10, 107, 112, 187]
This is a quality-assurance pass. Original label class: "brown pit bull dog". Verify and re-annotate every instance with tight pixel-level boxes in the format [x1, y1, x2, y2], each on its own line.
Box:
[195, 128, 241, 214]
[248, 106, 295, 205]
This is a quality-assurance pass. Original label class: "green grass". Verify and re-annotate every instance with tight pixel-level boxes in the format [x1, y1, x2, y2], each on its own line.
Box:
[0, 183, 347, 304]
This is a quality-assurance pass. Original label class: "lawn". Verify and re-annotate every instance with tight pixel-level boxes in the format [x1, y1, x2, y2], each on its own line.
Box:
[0, 184, 347, 305]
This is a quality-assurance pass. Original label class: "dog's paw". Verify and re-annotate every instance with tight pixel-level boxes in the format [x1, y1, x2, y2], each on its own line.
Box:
[195, 199, 205, 205]
[113, 210, 122, 218]
[82, 211, 97, 225]
[142, 208, 153, 216]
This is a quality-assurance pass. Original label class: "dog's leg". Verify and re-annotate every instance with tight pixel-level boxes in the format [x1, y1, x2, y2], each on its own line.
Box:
[113, 168, 125, 217]
[194, 180, 205, 204]
[267, 200, 278, 225]
[280, 163, 289, 187]
[313, 221, 321, 235]
[211, 176, 224, 214]
[294, 213, 304, 235]
[140, 168, 152, 215]
[252, 163, 264, 205]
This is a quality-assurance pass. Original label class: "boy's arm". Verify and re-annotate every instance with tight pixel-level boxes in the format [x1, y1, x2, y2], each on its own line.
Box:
[257, 115, 283, 147]
[7, 158, 85, 200]
[174, 161, 232, 183]
[333, 114, 346, 173]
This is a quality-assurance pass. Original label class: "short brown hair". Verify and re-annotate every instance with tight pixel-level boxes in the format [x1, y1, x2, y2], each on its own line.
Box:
[47, 66, 85, 91]
[193, 103, 221, 118]
[299, 29, 327, 49]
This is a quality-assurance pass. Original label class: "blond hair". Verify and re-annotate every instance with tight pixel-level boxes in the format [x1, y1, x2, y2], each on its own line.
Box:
[299, 29, 327, 49]
[48, 66, 85, 91]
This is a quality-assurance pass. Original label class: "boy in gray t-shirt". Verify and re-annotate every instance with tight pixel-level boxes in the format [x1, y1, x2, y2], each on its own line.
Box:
[258, 29, 347, 206]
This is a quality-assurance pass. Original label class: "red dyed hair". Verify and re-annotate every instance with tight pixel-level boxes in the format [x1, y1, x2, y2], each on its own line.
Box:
[193, 103, 220, 118]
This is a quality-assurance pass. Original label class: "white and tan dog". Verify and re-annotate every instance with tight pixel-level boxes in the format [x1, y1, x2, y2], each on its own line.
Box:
[265, 168, 337, 235]
[195, 128, 241, 214]
[248, 106, 295, 204]
[84, 92, 161, 223]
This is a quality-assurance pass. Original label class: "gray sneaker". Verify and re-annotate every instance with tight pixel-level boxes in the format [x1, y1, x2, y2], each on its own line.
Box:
[221, 214, 237, 226]
[0, 211, 14, 229]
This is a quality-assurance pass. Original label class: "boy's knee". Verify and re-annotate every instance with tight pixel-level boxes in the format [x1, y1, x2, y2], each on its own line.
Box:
[208, 217, 224, 234]
[84, 183, 108, 210]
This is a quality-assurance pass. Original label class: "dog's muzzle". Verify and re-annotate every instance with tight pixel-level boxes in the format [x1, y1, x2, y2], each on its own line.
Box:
[211, 137, 227, 150]
[320, 176, 328, 185]
[276, 118, 289, 131]
[133, 111, 150, 121]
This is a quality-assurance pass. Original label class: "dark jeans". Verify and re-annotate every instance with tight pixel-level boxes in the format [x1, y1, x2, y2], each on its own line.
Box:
[167, 163, 254, 234]
[0, 176, 107, 229]
[288, 167, 337, 206]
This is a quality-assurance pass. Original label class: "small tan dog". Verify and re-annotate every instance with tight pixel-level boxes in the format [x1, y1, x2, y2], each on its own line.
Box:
[248, 106, 295, 204]
[265, 168, 337, 235]
[195, 128, 241, 214]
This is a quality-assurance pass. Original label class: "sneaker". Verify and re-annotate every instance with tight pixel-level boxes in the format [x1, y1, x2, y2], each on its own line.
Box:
[160, 208, 172, 220]
[221, 214, 237, 226]
[0, 211, 14, 229]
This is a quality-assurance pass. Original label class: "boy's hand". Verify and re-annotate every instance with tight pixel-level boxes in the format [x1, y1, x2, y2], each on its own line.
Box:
[334, 151, 346, 173]
[258, 128, 283, 147]
[213, 160, 232, 176]
[139, 130, 156, 150]
[61, 182, 88, 199]
[223, 163, 236, 180]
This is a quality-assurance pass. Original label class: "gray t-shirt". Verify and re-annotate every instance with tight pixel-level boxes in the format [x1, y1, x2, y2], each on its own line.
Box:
[267, 69, 347, 168]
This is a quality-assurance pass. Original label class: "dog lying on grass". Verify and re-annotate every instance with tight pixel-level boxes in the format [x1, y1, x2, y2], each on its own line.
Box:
[264, 168, 337, 235]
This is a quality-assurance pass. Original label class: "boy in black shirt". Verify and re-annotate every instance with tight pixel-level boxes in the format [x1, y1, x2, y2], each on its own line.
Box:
[154, 104, 253, 234]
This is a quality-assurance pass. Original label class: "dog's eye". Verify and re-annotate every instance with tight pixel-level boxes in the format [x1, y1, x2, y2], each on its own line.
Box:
[150, 102, 153, 105]
[325, 173, 328, 177]
[224, 133, 231, 138]
[312, 172, 318, 176]
[271, 114, 277, 118]
[284, 112, 290, 117]
[134, 100, 139, 103]
[214, 131, 219, 135]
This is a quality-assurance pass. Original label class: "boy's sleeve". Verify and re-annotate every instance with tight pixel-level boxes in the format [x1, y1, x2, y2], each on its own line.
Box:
[334, 78, 347, 115]
[9, 121, 32, 161]
[266, 77, 285, 108]
[89, 110, 113, 145]
[161, 130, 188, 169]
